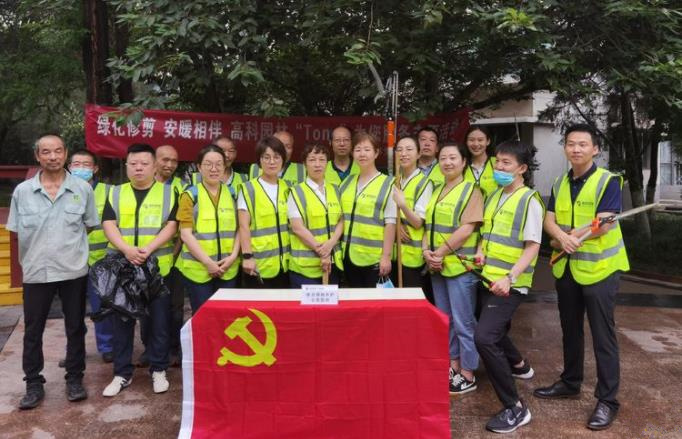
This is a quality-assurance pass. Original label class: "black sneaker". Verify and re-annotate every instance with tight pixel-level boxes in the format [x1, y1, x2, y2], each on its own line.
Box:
[19, 383, 45, 410]
[66, 380, 88, 402]
[449, 373, 477, 395]
[511, 359, 534, 379]
[485, 401, 532, 434]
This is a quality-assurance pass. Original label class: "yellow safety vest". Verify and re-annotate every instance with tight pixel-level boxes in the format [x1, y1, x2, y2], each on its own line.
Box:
[425, 180, 479, 277]
[108, 181, 176, 276]
[395, 172, 431, 268]
[249, 162, 305, 187]
[340, 173, 393, 267]
[241, 179, 290, 278]
[288, 181, 344, 278]
[480, 186, 545, 288]
[324, 160, 360, 187]
[423, 161, 444, 186]
[464, 157, 498, 200]
[179, 184, 239, 283]
[88, 182, 110, 266]
[551, 167, 629, 284]
[191, 171, 246, 199]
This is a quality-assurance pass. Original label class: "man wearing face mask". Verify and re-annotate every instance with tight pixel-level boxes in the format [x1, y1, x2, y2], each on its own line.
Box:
[68, 150, 114, 364]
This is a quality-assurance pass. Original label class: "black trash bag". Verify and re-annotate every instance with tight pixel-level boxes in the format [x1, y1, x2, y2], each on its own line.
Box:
[89, 252, 169, 322]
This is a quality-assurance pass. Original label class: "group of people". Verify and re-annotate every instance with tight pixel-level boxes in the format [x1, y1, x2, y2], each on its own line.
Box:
[8, 122, 627, 434]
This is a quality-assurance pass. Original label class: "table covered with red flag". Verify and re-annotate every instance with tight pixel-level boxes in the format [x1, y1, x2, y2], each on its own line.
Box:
[179, 288, 450, 439]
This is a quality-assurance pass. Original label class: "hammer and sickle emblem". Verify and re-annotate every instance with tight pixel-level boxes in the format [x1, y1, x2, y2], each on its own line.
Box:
[216, 308, 277, 367]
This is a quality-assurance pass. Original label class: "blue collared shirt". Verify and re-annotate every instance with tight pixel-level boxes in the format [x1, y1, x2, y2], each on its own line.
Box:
[7, 171, 99, 283]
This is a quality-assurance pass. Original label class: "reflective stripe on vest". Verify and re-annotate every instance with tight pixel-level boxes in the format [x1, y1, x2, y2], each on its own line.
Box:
[179, 184, 239, 283]
[424, 162, 444, 186]
[396, 172, 430, 268]
[463, 157, 498, 200]
[481, 186, 544, 287]
[324, 160, 360, 187]
[340, 174, 393, 267]
[88, 182, 110, 266]
[551, 168, 629, 284]
[242, 179, 290, 278]
[288, 181, 344, 278]
[108, 182, 175, 276]
[193, 171, 245, 199]
[425, 180, 479, 277]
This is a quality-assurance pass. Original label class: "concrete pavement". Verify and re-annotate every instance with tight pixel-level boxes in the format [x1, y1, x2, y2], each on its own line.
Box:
[1, 262, 681, 438]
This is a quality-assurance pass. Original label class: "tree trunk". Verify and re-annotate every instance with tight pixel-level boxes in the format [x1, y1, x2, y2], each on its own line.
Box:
[620, 91, 651, 242]
[82, 0, 112, 105]
[114, 20, 134, 103]
[645, 119, 662, 227]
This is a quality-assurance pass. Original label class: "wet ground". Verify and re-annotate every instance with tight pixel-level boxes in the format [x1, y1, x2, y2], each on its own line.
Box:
[1, 258, 680, 438]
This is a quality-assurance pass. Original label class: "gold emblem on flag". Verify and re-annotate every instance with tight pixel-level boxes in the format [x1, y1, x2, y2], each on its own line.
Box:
[217, 308, 277, 367]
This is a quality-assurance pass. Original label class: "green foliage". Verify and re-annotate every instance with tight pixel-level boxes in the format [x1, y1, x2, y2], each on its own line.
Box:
[0, 0, 85, 160]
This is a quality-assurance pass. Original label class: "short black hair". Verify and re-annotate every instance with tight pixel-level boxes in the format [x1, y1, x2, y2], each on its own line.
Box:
[438, 141, 470, 165]
[417, 126, 439, 141]
[126, 143, 156, 160]
[564, 124, 600, 148]
[301, 142, 331, 161]
[196, 144, 226, 165]
[70, 149, 97, 165]
[495, 140, 539, 187]
[255, 136, 287, 162]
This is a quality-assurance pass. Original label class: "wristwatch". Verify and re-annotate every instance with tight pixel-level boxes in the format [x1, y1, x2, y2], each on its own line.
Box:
[506, 272, 517, 283]
[242, 253, 254, 260]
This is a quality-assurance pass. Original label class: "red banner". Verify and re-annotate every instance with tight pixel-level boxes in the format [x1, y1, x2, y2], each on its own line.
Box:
[179, 289, 451, 439]
[84, 104, 469, 163]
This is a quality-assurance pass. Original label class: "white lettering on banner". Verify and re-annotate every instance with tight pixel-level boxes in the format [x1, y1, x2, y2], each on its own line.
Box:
[141, 117, 156, 138]
[208, 120, 222, 138]
[230, 121, 243, 140]
[127, 121, 140, 137]
[194, 120, 208, 139]
[448, 120, 461, 138]
[438, 123, 450, 140]
[96, 115, 111, 136]
[368, 124, 382, 138]
[179, 120, 192, 139]
[112, 121, 125, 136]
[275, 121, 288, 132]
[245, 121, 258, 140]
[164, 119, 178, 138]
[260, 122, 273, 138]
[353, 124, 363, 132]
[397, 124, 410, 138]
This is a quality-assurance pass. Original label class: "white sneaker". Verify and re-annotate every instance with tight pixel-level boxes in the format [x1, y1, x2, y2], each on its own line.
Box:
[152, 370, 169, 394]
[102, 376, 132, 397]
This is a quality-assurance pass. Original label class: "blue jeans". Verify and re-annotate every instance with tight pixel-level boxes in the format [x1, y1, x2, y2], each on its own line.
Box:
[112, 293, 170, 379]
[183, 276, 237, 314]
[87, 276, 113, 354]
[432, 272, 479, 371]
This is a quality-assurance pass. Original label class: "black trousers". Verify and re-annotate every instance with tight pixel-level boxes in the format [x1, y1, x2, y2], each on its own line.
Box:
[344, 256, 380, 288]
[23, 276, 87, 384]
[390, 263, 435, 303]
[474, 290, 524, 408]
[242, 270, 290, 289]
[167, 267, 185, 355]
[557, 269, 620, 408]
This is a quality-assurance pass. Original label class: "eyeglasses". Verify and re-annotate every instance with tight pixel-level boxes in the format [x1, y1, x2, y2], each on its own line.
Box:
[201, 162, 225, 170]
[261, 155, 283, 163]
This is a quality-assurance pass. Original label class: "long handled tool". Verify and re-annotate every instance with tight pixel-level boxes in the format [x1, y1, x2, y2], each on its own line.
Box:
[549, 203, 662, 266]
[454, 252, 521, 296]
